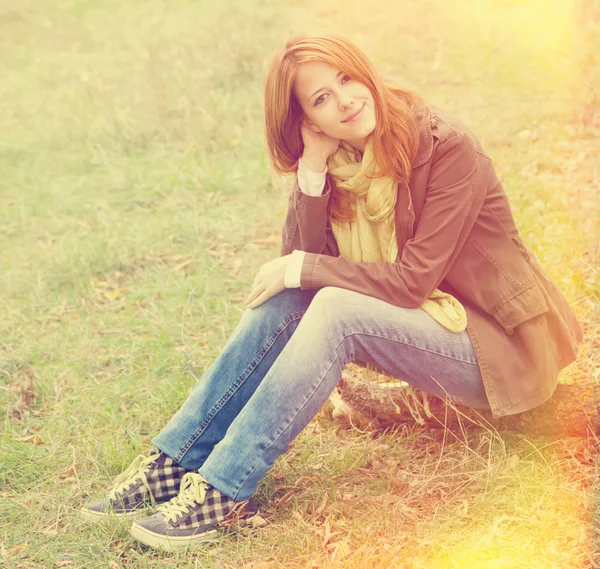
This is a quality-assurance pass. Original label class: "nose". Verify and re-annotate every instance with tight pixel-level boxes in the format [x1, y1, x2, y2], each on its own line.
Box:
[337, 91, 353, 110]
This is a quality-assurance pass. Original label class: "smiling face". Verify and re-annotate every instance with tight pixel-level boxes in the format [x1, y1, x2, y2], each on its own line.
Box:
[293, 60, 377, 153]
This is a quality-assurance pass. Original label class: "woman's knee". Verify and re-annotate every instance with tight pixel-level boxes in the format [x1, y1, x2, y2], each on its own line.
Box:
[300, 287, 357, 334]
[252, 286, 358, 337]
[246, 288, 317, 323]
[305, 287, 357, 320]
[223, 288, 316, 352]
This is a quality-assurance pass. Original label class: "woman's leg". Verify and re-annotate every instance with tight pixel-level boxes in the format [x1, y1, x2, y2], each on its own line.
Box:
[82, 288, 318, 521]
[198, 286, 490, 501]
[152, 288, 318, 470]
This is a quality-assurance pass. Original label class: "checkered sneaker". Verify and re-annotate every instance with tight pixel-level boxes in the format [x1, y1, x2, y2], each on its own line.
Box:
[130, 472, 259, 551]
[81, 449, 188, 521]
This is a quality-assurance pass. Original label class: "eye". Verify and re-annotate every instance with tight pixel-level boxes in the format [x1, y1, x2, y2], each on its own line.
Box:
[314, 76, 352, 106]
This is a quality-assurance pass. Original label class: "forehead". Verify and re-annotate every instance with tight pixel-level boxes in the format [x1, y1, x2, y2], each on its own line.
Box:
[294, 61, 341, 100]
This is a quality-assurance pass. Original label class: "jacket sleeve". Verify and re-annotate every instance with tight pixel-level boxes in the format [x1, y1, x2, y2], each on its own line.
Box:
[299, 133, 488, 308]
[280, 177, 340, 257]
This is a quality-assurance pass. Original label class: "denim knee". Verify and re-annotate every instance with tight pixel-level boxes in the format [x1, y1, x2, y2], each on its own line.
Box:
[297, 287, 358, 336]
[247, 288, 318, 325]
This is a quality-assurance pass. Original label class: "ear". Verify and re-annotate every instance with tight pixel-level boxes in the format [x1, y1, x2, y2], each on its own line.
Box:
[302, 116, 323, 134]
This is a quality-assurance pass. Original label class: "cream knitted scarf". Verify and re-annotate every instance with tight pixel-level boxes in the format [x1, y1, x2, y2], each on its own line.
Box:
[327, 138, 467, 333]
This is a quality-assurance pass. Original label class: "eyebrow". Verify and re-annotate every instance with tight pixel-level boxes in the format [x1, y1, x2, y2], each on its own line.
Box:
[309, 71, 344, 101]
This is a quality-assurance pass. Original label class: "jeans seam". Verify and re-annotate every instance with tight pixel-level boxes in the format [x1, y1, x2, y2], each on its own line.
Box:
[232, 329, 478, 498]
[242, 329, 477, 484]
[345, 330, 479, 365]
[174, 311, 306, 465]
[235, 343, 343, 498]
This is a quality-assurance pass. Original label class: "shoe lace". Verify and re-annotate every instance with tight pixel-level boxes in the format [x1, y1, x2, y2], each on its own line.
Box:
[107, 453, 160, 503]
[157, 472, 209, 524]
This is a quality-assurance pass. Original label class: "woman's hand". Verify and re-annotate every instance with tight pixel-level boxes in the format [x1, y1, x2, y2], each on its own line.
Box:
[245, 255, 292, 309]
[300, 121, 340, 169]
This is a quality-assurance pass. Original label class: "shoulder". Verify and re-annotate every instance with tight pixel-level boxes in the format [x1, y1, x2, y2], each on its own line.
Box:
[411, 102, 488, 168]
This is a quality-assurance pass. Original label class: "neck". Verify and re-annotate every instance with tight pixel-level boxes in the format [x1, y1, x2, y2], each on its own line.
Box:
[342, 140, 366, 160]
[343, 135, 369, 154]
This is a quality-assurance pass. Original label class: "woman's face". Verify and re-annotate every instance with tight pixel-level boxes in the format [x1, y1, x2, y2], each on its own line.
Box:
[293, 60, 376, 152]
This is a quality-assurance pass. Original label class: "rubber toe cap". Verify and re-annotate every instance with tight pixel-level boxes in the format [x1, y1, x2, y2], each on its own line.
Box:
[132, 513, 169, 533]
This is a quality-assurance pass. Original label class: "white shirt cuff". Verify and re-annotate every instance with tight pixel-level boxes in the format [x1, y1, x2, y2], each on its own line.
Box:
[284, 250, 305, 288]
[297, 158, 327, 196]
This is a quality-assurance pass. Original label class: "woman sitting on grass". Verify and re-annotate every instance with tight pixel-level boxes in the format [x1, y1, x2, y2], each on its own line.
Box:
[81, 32, 583, 551]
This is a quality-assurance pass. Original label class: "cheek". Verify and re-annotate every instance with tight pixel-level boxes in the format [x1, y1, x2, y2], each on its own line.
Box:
[316, 110, 342, 133]
[355, 84, 373, 99]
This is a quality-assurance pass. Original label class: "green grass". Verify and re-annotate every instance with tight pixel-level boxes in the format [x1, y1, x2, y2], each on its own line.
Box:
[1, 0, 598, 567]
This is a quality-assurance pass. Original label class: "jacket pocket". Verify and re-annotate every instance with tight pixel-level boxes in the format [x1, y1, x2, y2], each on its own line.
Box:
[490, 281, 549, 335]
[443, 204, 550, 336]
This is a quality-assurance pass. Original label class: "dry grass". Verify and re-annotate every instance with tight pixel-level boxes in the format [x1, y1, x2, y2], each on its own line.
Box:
[1, 0, 598, 567]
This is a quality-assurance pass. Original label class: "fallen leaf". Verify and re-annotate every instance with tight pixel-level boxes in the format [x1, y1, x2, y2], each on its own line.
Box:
[506, 454, 520, 469]
[58, 466, 78, 480]
[15, 434, 45, 446]
[7, 543, 28, 555]
[328, 539, 352, 563]
[247, 515, 268, 528]
[41, 528, 59, 536]
[173, 260, 192, 273]
[9, 367, 36, 421]
[251, 233, 279, 246]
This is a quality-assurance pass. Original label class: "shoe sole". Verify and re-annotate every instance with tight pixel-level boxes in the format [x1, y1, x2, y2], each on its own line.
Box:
[130, 522, 222, 550]
[130, 514, 258, 551]
[80, 507, 148, 523]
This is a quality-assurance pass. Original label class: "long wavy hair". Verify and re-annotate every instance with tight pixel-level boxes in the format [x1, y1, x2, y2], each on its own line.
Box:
[263, 33, 424, 222]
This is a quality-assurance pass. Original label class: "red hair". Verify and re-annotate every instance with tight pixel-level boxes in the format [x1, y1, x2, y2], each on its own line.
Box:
[263, 32, 424, 222]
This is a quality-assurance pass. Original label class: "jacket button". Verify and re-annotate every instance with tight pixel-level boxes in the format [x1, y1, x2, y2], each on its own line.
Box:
[505, 328, 515, 336]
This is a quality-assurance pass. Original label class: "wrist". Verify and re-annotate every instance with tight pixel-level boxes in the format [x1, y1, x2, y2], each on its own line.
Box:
[300, 153, 328, 173]
[284, 250, 305, 289]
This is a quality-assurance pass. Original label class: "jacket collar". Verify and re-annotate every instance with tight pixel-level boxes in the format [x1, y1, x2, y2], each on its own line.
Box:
[410, 102, 433, 169]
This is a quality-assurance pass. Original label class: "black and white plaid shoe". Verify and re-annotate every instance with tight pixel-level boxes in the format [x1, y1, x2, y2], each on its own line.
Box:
[81, 449, 188, 522]
[130, 472, 259, 551]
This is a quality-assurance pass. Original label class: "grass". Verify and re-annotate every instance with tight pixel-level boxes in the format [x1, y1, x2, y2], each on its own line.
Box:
[1, 0, 599, 567]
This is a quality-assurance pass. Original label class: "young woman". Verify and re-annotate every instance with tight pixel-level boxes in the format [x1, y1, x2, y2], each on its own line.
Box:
[81, 33, 583, 550]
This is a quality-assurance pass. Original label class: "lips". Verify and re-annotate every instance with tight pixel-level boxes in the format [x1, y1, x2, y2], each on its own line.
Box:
[342, 105, 364, 123]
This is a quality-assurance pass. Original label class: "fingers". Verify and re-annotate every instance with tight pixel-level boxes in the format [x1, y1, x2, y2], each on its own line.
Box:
[247, 287, 272, 310]
[246, 257, 287, 309]
[251, 270, 263, 290]
[245, 283, 267, 307]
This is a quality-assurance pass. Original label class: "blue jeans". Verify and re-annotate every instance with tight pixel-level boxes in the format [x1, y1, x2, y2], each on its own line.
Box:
[153, 287, 489, 501]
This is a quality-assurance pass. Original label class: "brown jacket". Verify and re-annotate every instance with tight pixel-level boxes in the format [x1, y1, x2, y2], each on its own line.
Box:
[280, 102, 584, 418]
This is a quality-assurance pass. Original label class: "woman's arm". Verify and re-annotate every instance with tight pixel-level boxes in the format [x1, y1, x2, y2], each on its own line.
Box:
[280, 172, 340, 258]
[281, 159, 327, 287]
[298, 132, 487, 307]
[280, 122, 341, 259]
